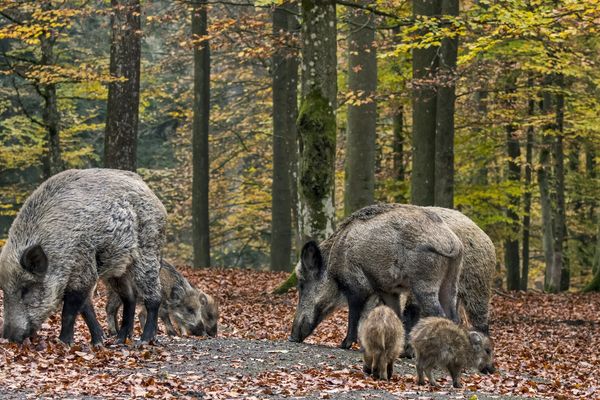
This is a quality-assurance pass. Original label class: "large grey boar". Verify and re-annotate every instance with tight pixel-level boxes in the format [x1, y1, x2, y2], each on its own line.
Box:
[358, 304, 404, 380]
[289, 204, 463, 349]
[409, 317, 494, 388]
[403, 207, 495, 338]
[106, 259, 218, 337]
[0, 169, 166, 345]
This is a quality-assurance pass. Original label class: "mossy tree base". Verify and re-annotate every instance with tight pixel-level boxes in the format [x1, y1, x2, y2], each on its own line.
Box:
[273, 271, 297, 295]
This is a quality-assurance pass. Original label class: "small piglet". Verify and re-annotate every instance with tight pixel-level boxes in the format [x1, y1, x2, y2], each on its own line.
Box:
[409, 317, 494, 388]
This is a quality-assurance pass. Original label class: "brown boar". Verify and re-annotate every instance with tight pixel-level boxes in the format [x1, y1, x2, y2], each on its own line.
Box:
[106, 260, 218, 337]
[358, 304, 404, 380]
[409, 317, 494, 388]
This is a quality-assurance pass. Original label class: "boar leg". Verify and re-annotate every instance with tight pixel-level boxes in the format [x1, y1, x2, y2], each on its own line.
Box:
[448, 363, 462, 388]
[80, 298, 104, 346]
[105, 291, 122, 336]
[386, 361, 394, 381]
[363, 352, 373, 375]
[416, 363, 426, 385]
[438, 256, 460, 324]
[340, 296, 367, 349]
[160, 308, 179, 336]
[426, 368, 439, 387]
[59, 291, 88, 345]
[116, 294, 136, 344]
[412, 285, 444, 319]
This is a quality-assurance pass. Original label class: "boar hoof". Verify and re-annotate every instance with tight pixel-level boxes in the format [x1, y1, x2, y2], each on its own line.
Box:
[339, 338, 354, 349]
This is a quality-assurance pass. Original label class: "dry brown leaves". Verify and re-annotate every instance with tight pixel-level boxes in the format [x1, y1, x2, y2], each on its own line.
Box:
[0, 267, 598, 399]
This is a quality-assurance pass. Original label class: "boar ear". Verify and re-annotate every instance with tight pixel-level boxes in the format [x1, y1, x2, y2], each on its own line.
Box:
[301, 241, 323, 273]
[469, 331, 483, 346]
[20, 245, 48, 276]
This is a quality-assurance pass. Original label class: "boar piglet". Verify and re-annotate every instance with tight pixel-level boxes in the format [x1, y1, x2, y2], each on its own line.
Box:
[409, 317, 494, 388]
[0, 168, 166, 346]
[106, 260, 218, 337]
[358, 304, 404, 380]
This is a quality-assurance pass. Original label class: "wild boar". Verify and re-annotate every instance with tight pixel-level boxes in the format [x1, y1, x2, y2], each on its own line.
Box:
[106, 260, 218, 337]
[409, 317, 494, 388]
[0, 168, 166, 345]
[358, 304, 404, 380]
[289, 203, 463, 349]
[403, 206, 496, 369]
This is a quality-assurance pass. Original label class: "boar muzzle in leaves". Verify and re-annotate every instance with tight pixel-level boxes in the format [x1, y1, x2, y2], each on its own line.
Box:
[290, 204, 464, 349]
[0, 169, 167, 346]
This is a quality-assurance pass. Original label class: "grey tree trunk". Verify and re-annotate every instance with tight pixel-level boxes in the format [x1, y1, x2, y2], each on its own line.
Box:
[434, 0, 458, 208]
[344, 2, 377, 216]
[192, 0, 211, 268]
[539, 77, 558, 292]
[411, 0, 440, 206]
[40, 31, 63, 178]
[392, 105, 404, 183]
[505, 85, 520, 291]
[521, 89, 534, 291]
[554, 77, 568, 291]
[104, 0, 141, 171]
[297, 0, 337, 242]
[271, 3, 298, 272]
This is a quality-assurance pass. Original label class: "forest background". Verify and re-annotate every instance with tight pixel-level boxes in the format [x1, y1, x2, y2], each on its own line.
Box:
[0, 0, 599, 293]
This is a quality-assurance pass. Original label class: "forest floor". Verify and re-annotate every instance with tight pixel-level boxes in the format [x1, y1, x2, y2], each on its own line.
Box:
[0, 267, 598, 399]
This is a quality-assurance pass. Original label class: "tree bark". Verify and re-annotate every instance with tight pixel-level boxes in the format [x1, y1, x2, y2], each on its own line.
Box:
[392, 104, 404, 183]
[344, 1, 377, 216]
[192, 0, 211, 268]
[434, 0, 458, 208]
[539, 76, 558, 292]
[582, 225, 600, 292]
[297, 0, 337, 242]
[554, 75, 568, 291]
[411, 0, 440, 206]
[505, 82, 520, 291]
[521, 87, 534, 291]
[271, 3, 297, 272]
[104, 0, 141, 171]
[40, 30, 63, 178]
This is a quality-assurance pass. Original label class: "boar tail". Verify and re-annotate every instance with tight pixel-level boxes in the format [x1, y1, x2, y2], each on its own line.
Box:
[417, 241, 461, 259]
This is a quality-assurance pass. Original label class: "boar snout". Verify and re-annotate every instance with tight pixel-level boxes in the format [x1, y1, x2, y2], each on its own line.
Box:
[480, 364, 496, 374]
[206, 324, 217, 337]
[289, 317, 312, 343]
[189, 322, 206, 337]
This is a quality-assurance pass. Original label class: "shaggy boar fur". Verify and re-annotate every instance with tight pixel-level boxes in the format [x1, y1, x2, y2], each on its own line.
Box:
[0, 169, 166, 345]
[409, 317, 494, 388]
[358, 304, 404, 380]
[290, 203, 463, 349]
[106, 260, 218, 337]
[402, 207, 496, 366]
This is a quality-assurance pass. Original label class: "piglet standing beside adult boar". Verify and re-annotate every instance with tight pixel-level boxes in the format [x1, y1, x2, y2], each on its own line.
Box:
[409, 316, 494, 388]
[0, 169, 166, 345]
[106, 259, 218, 337]
[290, 204, 464, 349]
[358, 304, 404, 380]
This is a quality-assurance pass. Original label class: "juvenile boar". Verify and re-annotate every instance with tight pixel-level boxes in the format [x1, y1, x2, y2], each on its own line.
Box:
[0, 169, 166, 345]
[106, 260, 218, 337]
[358, 304, 404, 380]
[290, 204, 463, 349]
[409, 317, 494, 388]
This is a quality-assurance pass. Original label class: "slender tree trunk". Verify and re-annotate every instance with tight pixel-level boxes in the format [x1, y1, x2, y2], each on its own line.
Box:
[554, 75, 568, 291]
[104, 0, 141, 171]
[472, 90, 489, 185]
[393, 104, 404, 183]
[344, 1, 377, 216]
[411, 0, 440, 206]
[40, 32, 63, 178]
[434, 0, 458, 208]
[192, 0, 211, 268]
[583, 225, 600, 292]
[297, 0, 337, 242]
[521, 88, 534, 291]
[504, 83, 520, 290]
[271, 3, 297, 272]
[539, 76, 558, 292]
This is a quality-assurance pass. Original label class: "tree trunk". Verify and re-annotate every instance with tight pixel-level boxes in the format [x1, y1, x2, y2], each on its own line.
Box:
[393, 105, 404, 184]
[539, 76, 558, 292]
[521, 88, 534, 291]
[434, 0, 458, 208]
[192, 0, 211, 268]
[344, 1, 377, 216]
[504, 84, 520, 291]
[104, 0, 141, 171]
[472, 90, 489, 185]
[554, 76, 568, 291]
[411, 0, 440, 206]
[582, 225, 600, 292]
[297, 0, 337, 242]
[40, 31, 63, 178]
[271, 3, 297, 272]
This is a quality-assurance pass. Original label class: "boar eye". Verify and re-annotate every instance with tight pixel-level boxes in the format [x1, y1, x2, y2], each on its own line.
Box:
[187, 306, 195, 314]
[485, 349, 491, 355]
[20, 286, 30, 299]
